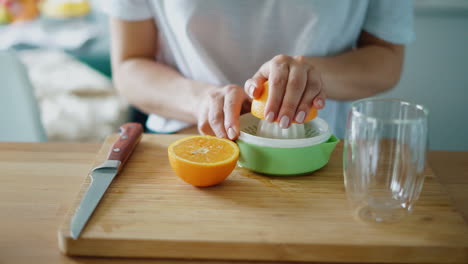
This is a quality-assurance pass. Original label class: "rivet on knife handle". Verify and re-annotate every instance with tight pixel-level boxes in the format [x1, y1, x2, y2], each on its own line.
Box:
[107, 122, 143, 173]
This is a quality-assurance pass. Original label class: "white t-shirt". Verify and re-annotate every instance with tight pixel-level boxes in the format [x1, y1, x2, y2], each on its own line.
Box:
[103, 0, 414, 138]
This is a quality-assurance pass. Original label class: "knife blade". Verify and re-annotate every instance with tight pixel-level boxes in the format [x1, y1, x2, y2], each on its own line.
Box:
[70, 122, 143, 239]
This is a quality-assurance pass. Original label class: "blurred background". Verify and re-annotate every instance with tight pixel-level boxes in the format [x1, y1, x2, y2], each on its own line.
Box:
[0, 0, 467, 151]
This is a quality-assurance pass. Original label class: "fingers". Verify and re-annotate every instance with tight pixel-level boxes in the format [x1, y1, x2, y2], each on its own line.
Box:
[198, 85, 248, 140]
[197, 102, 214, 136]
[244, 63, 268, 99]
[246, 55, 327, 132]
[223, 85, 246, 140]
[245, 55, 326, 127]
[306, 68, 325, 110]
[277, 64, 307, 128]
[207, 92, 227, 138]
[294, 69, 325, 123]
[264, 55, 290, 123]
[312, 71, 326, 109]
[198, 91, 226, 137]
[313, 89, 326, 109]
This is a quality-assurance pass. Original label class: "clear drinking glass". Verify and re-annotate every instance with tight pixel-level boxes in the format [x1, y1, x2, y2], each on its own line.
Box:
[343, 98, 428, 222]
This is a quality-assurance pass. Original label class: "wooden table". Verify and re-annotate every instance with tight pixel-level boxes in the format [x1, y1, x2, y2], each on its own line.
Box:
[1, 140, 467, 264]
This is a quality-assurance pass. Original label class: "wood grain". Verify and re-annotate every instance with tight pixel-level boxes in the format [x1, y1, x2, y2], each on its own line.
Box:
[57, 134, 468, 263]
[428, 151, 468, 184]
[0, 139, 467, 264]
[0, 142, 100, 264]
[428, 152, 468, 223]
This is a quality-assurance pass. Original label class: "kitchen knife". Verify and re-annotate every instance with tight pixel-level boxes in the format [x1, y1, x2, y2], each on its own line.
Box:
[70, 122, 143, 239]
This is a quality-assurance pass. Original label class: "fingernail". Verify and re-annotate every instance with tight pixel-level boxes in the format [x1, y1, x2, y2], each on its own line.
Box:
[295, 111, 306, 123]
[227, 127, 236, 140]
[265, 112, 275, 122]
[279, 116, 290, 128]
[316, 99, 323, 108]
[248, 84, 256, 97]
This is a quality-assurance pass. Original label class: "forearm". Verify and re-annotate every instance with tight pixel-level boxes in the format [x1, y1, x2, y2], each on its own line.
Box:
[311, 34, 404, 101]
[113, 58, 216, 124]
[110, 17, 217, 124]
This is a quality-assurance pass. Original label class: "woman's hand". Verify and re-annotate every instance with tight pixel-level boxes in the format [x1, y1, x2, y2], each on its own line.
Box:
[244, 55, 326, 128]
[197, 85, 250, 140]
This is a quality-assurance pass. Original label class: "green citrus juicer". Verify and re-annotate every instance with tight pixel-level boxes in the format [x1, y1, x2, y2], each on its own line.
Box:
[236, 113, 339, 175]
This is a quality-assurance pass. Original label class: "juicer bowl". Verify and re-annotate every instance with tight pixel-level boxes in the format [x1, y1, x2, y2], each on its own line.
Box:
[236, 113, 339, 175]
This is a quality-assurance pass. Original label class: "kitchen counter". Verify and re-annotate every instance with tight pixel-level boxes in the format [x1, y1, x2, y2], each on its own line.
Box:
[0, 139, 467, 264]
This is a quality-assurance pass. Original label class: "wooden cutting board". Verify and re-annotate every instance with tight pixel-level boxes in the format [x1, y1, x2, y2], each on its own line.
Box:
[58, 134, 468, 263]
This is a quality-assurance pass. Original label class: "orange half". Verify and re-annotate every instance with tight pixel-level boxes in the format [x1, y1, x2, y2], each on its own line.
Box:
[251, 81, 317, 122]
[168, 135, 239, 187]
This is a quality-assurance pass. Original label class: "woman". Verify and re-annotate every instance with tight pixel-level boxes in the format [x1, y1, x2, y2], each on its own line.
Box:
[105, 0, 413, 139]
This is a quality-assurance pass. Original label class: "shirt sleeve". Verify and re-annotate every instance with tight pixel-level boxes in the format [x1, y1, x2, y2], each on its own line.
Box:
[363, 0, 415, 44]
[99, 0, 153, 21]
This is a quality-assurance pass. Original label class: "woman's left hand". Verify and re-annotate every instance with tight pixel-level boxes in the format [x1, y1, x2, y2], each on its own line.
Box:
[197, 85, 251, 140]
[244, 55, 326, 128]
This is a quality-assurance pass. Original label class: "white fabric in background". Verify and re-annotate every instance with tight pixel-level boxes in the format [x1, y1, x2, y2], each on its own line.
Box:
[0, 19, 98, 50]
[19, 50, 128, 142]
[102, 0, 414, 137]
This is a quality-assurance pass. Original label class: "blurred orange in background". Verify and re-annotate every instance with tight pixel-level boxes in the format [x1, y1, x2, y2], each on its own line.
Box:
[0, 0, 90, 24]
[0, 0, 39, 23]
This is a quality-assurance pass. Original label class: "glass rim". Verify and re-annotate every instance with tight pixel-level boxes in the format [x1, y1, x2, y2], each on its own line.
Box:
[350, 98, 429, 124]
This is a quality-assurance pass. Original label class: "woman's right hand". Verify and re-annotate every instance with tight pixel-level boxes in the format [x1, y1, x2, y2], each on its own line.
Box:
[197, 84, 251, 140]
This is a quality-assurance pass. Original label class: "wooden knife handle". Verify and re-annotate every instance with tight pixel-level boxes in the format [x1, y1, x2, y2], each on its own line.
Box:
[107, 123, 143, 172]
